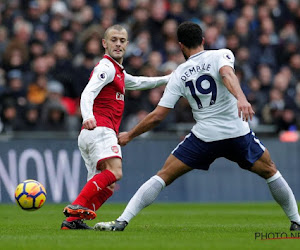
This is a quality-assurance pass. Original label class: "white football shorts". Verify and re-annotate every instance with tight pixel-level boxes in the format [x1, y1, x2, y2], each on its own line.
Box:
[78, 127, 122, 180]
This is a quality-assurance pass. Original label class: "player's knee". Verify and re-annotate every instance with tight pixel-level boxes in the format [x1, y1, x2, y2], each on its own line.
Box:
[99, 158, 123, 180]
[265, 161, 277, 177]
[257, 161, 277, 179]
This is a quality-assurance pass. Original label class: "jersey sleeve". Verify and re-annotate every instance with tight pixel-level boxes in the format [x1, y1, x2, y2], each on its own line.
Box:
[158, 72, 182, 109]
[80, 60, 115, 122]
[217, 49, 235, 71]
[124, 71, 171, 90]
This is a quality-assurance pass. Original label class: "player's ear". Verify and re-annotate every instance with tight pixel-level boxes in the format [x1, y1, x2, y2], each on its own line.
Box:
[178, 42, 184, 50]
[102, 39, 107, 49]
[202, 37, 205, 46]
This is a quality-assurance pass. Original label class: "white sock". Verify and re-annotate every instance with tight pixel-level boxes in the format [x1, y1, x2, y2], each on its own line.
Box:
[117, 175, 166, 223]
[267, 171, 300, 224]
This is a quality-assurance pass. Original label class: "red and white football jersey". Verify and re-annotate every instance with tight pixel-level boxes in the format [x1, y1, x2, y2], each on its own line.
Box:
[80, 54, 171, 134]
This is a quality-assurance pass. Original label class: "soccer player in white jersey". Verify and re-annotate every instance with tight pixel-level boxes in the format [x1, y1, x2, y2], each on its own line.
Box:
[94, 22, 300, 232]
[61, 25, 171, 230]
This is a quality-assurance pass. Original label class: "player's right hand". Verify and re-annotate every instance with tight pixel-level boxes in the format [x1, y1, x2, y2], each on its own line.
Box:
[118, 132, 131, 146]
[83, 118, 97, 130]
[237, 99, 255, 122]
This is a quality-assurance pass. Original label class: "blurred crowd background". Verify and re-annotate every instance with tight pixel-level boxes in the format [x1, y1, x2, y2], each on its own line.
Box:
[0, 0, 300, 136]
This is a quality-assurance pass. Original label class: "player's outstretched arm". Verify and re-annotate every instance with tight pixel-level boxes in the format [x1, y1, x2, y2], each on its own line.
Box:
[118, 106, 171, 146]
[124, 72, 172, 90]
[219, 66, 254, 122]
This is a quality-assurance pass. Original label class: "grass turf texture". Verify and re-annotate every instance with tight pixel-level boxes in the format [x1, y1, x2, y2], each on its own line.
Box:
[1, 202, 299, 249]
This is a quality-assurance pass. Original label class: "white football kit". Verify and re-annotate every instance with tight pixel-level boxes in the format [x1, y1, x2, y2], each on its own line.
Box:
[159, 49, 250, 142]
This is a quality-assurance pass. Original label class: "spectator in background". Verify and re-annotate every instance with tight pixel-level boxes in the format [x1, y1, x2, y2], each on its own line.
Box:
[73, 35, 103, 67]
[15, 103, 42, 132]
[41, 99, 68, 131]
[240, 4, 259, 33]
[273, 72, 295, 103]
[122, 89, 147, 123]
[2, 69, 27, 114]
[148, 51, 163, 72]
[235, 47, 254, 83]
[250, 32, 279, 72]
[225, 32, 240, 55]
[32, 25, 49, 47]
[168, 0, 185, 23]
[245, 77, 266, 124]
[2, 40, 29, 72]
[174, 97, 194, 123]
[277, 106, 298, 132]
[143, 87, 175, 131]
[0, 98, 18, 133]
[51, 41, 75, 97]
[28, 39, 46, 61]
[47, 14, 65, 45]
[183, 0, 201, 21]
[12, 20, 33, 45]
[262, 88, 285, 125]
[0, 26, 8, 59]
[116, 0, 132, 24]
[295, 83, 300, 128]
[73, 53, 96, 98]
[219, 0, 239, 29]
[257, 64, 273, 100]
[27, 75, 48, 106]
[148, 0, 168, 50]
[289, 53, 300, 80]
[123, 109, 149, 132]
[28, 55, 52, 86]
[26, 0, 44, 31]
[130, 6, 150, 40]
[234, 17, 251, 47]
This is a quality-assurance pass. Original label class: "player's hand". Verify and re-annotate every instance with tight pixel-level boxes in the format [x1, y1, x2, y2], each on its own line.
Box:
[118, 132, 131, 146]
[237, 99, 255, 122]
[83, 118, 97, 130]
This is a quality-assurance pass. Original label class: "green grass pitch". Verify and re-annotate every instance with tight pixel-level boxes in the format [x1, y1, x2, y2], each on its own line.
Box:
[1, 202, 299, 249]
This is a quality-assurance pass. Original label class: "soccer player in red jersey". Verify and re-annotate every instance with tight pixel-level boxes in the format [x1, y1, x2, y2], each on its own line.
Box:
[61, 25, 171, 230]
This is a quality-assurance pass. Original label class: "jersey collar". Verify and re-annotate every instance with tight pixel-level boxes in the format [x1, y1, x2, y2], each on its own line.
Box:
[189, 50, 206, 60]
[104, 54, 124, 71]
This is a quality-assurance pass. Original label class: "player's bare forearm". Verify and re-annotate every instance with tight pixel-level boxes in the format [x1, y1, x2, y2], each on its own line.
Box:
[118, 106, 170, 146]
[220, 66, 245, 100]
[118, 114, 159, 146]
[219, 66, 254, 121]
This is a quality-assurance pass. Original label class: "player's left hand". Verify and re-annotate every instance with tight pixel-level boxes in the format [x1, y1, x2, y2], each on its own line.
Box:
[118, 132, 131, 146]
[237, 99, 255, 122]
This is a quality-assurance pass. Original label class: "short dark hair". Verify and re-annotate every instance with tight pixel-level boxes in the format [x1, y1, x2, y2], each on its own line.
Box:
[177, 22, 203, 48]
[104, 24, 127, 40]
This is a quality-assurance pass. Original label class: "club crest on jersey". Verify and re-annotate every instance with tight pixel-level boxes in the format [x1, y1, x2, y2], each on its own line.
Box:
[111, 146, 119, 153]
[223, 53, 233, 62]
[97, 72, 107, 81]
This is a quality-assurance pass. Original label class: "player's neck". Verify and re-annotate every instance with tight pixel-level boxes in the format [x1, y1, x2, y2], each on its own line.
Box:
[188, 46, 204, 58]
[106, 53, 123, 65]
